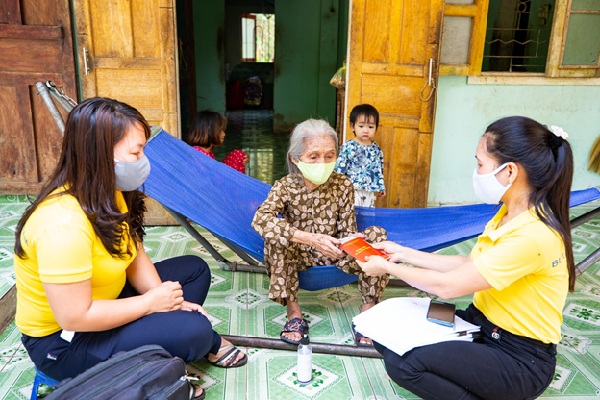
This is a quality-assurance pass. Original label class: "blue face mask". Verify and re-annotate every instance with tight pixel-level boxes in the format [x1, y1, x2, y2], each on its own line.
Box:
[114, 155, 151, 191]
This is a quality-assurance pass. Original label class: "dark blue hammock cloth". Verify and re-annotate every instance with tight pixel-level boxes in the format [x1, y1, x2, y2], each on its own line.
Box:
[143, 129, 600, 291]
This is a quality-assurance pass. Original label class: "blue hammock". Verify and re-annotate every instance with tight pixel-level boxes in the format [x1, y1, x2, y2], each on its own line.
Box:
[143, 129, 600, 291]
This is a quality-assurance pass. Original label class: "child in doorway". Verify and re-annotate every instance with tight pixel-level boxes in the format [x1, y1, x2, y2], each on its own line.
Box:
[186, 110, 249, 173]
[334, 104, 385, 207]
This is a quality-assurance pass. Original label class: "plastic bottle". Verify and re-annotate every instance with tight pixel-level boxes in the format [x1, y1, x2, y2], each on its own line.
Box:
[296, 334, 312, 385]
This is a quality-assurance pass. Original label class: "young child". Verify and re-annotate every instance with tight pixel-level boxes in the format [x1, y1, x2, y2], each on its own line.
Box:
[334, 104, 385, 207]
[186, 110, 249, 173]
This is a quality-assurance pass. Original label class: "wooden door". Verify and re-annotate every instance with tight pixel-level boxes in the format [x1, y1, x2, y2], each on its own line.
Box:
[347, 0, 444, 208]
[0, 0, 76, 194]
[73, 0, 179, 134]
[72, 0, 179, 224]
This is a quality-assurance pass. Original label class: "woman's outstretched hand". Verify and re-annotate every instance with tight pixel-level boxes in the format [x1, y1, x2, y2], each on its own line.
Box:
[357, 256, 390, 277]
[358, 240, 412, 276]
[371, 241, 407, 263]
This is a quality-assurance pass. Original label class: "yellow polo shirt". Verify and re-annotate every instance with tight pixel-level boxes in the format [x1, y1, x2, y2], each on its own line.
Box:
[15, 189, 136, 337]
[471, 205, 568, 344]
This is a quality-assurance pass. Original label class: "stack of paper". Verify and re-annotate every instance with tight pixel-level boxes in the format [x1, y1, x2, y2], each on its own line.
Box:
[353, 297, 480, 356]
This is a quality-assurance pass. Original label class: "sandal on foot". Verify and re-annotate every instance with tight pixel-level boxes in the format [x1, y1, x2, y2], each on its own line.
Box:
[192, 386, 206, 400]
[352, 323, 373, 347]
[208, 344, 248, 368]
[280, 317, 309, 345]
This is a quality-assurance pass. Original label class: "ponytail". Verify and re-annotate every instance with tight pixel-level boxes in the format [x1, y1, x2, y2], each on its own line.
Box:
[534, 135, 575, 291]
[485, 117, 576, 291]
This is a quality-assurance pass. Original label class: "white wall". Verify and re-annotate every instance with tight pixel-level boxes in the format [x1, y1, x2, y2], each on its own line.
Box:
[429, 76, 600, 205]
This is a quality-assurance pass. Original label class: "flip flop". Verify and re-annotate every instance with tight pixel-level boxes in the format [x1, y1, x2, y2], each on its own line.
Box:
[208, 344, 248, 368]
[352, 323, 373, 347]
[192, 386, 206, 400]
[280, 317, 309, 345]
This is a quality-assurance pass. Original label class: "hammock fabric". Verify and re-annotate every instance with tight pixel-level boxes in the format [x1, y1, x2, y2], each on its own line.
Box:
[143, 129, 600, 291]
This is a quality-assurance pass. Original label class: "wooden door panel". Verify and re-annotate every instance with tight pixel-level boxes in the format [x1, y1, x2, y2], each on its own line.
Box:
[0, 87, 36, 183]
[361, 74, 423, 116]
[347, 0, 443, 208]
[73, 0, 179, 224]
[75, 0, 178, 135]
[0, 0, 76, 194]
[363, 1, 389, 61]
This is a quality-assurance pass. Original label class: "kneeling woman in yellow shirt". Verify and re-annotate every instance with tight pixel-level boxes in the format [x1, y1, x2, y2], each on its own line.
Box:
[14, 97, 246, 400]
[358, 116, 574, 400]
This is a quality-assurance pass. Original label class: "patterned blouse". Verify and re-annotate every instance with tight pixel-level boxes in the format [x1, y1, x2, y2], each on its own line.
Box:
[334, 140, 385, 192]
[251, 172, 357, 246]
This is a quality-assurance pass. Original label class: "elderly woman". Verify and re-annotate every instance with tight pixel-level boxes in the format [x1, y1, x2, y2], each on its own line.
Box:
[252, 119, 389, 345]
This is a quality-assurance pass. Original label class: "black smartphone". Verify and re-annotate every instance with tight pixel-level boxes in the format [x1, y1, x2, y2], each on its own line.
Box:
[426, 300, 456, 327]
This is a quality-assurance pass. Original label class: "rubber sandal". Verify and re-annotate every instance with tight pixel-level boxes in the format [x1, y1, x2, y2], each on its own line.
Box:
[352, 323, 373, 347]
[208, 344, 248, 368]
[192, 386, 206, 400]
[280, 317, 309, 345]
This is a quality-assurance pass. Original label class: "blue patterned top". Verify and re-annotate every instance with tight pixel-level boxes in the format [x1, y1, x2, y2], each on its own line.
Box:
[334, 140, 385, 192]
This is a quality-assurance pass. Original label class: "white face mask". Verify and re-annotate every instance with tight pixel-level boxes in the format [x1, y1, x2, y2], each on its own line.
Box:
[472, 162, 511, 204]
[114, 155, 151, 191]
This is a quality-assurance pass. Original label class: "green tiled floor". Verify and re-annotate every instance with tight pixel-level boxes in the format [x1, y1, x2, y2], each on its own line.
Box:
[1, 195, 599, 399]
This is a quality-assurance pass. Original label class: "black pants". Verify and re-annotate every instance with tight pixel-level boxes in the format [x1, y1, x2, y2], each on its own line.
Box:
[374, 304, 557, 400]
[22, 255, 222, 381]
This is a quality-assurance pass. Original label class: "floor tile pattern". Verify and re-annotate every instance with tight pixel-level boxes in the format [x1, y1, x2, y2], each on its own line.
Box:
[1, 197, 599, 399]
[215, 110, 289, 185]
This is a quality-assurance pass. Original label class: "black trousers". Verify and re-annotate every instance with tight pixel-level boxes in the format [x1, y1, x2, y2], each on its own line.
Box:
[374, 304, 557, 400]
[22, 255, 222, 381]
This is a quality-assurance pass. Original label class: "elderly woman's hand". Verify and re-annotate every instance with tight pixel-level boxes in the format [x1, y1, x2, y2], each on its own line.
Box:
[303, 232, 345, 259]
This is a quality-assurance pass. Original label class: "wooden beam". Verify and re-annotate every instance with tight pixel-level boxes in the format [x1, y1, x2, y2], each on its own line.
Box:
[0, 24, 62, 39]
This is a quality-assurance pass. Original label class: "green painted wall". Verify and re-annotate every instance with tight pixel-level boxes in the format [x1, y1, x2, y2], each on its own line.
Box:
[273, 0, 339, 133]
[429, 76, 600, 204]
[193, 1, 226, 113]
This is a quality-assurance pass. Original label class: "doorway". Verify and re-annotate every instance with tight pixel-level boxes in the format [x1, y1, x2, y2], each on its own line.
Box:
[175, 0, 348, 184]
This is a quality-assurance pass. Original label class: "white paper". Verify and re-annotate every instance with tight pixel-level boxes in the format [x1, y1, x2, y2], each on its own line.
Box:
[352, 297, 480, 356]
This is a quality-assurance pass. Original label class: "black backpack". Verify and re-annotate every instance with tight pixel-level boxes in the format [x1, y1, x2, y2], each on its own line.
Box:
[45, 344, 193, 400]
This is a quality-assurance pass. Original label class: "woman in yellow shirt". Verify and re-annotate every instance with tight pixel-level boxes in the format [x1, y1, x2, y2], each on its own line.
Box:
[358, 116, 574, 400]
[14, 97, 246, 400]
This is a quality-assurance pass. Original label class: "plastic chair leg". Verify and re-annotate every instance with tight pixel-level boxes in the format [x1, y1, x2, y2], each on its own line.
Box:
[30, 367, 58, 400]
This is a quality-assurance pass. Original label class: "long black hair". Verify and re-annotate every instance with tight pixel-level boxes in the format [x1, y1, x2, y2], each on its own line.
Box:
[484, 116, 575, 291]
[15, 97, 150, 259]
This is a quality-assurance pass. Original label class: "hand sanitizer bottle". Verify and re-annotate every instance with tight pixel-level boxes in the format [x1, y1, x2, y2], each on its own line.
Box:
[297, 334, 312, 385]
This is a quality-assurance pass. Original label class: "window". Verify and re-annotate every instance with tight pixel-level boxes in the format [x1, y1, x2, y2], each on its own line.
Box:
[483, 0, 554, 72]
[439, 0, 600, 79]
[241, 13, 275, 63]
[241, 14, 256, 62]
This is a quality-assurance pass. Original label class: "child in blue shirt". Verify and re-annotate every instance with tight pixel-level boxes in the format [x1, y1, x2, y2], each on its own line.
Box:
[335, 104, 385, 207]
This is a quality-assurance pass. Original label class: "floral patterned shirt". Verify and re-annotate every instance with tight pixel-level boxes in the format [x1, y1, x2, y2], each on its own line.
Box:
[251, 172, 357, 246]
[334, 140, 385, 192]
